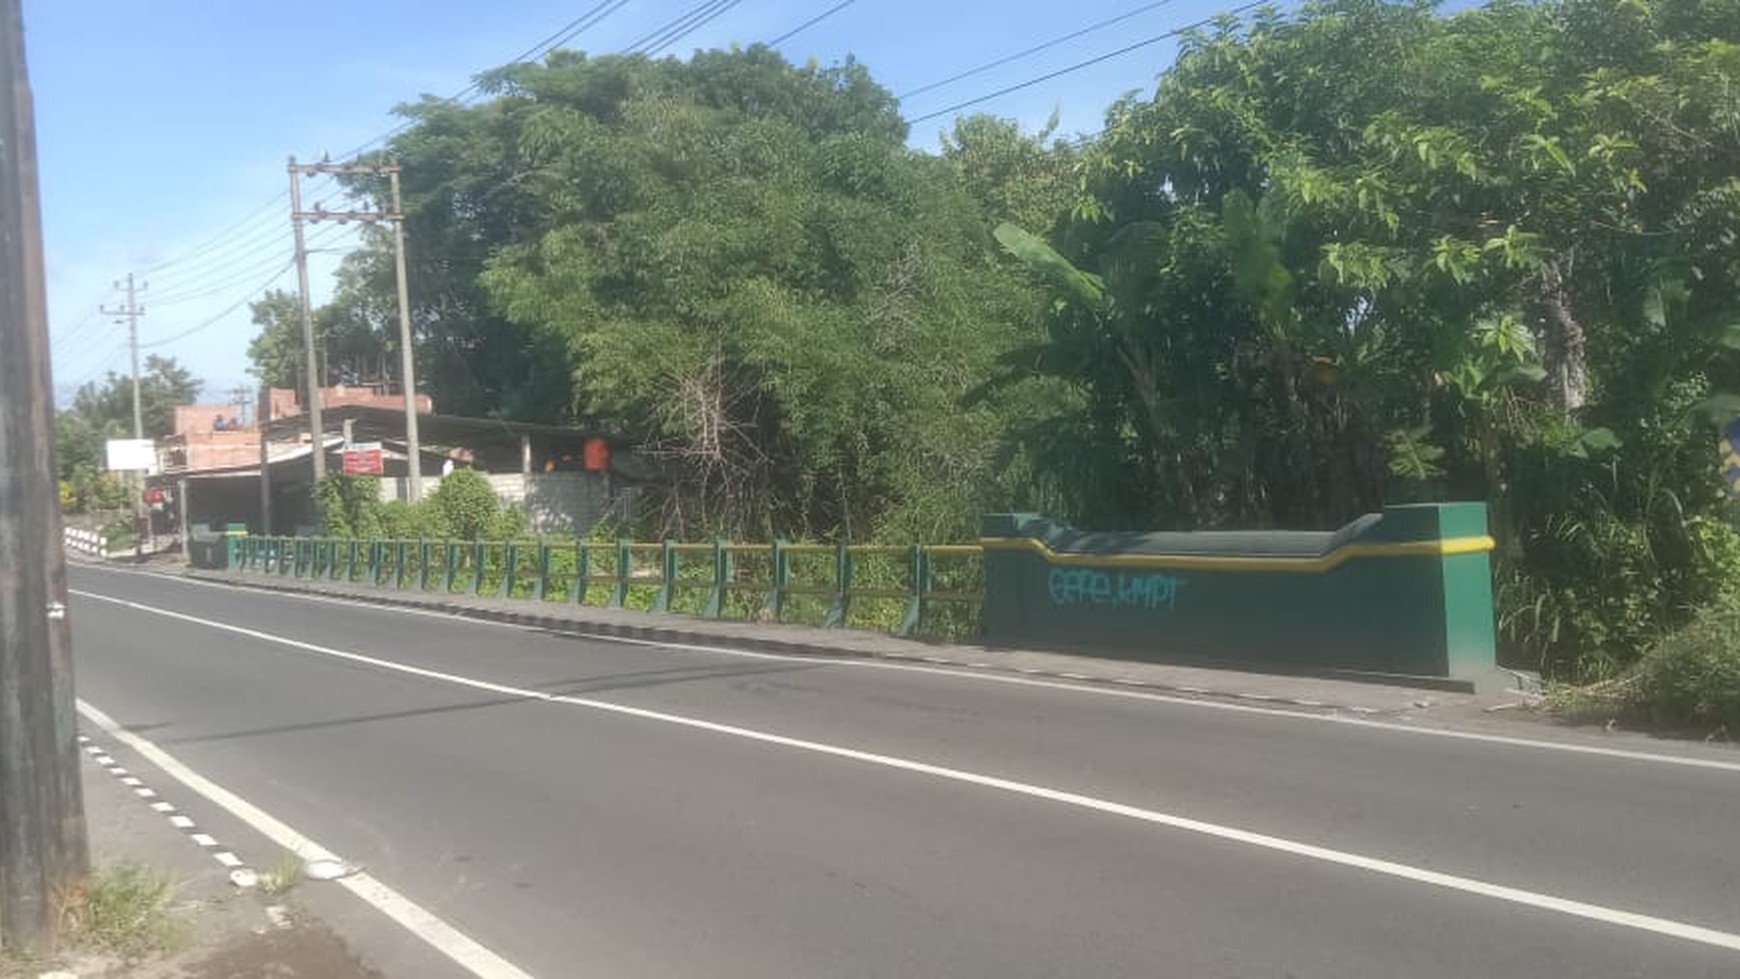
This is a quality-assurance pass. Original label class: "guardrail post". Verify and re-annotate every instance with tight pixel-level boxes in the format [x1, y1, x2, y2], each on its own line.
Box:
[896, 545, 928, 637]
[654, 540, 676, 612]
[768, 539, 788, 623]
[503, 541, 520, 598]
[704, 538, 726, 619]
[417, 540, 430, 590]
[571, 540, 589, 605]
[610, 540, 630, 608]
[443, 542, 457, 592]
[823, 540, 852, 628]
[470, 542, 485, 594]
[533, 538, 551, 601]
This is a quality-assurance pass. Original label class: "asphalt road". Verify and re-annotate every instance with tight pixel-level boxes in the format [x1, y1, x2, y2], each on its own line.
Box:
[67, 564, 1740, 978]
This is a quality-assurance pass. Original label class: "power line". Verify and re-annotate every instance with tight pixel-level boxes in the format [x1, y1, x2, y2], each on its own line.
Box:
[900, 0, 1185, 101]
[648, 0, 744, 55]
[147, 223, 351, 308]
[627, 0, 735, 55]
[336, 1, 636, 161]
[907, 1, 1267, 124]
[138, 260, 296, 351]
[767, 0, 857, 47]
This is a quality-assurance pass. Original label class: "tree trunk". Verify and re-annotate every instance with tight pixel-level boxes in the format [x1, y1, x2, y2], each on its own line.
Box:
[1540, 259, 1589, 414]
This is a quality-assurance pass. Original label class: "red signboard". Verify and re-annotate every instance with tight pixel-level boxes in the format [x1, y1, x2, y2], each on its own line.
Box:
[342, 444, 384, 475]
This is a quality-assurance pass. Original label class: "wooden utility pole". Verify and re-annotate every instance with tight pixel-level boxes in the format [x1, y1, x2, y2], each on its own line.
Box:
[286, 158, 325, 484]
[0, 0, 90, 953]
[291, 158, 422, 499]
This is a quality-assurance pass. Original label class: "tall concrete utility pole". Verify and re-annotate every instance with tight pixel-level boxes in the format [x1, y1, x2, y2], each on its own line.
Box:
[388, 166, 422, 501]
[99, 271, 144, 438]
[286, 157, 325, 483]
[291, 158, 422, 499]
[0, 0, 90, 953]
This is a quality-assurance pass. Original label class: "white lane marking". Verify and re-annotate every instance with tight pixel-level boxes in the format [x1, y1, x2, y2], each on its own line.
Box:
[150, 801, 176, 813]
[71, 590, 1740, 954]
[190, 833, 218, 847]
[77, 698, 535, 979]
[119, 776, 143, 786]
[170, 815, 195, 829]
[214, 852, 244, 868]
[71, 572, 1740, 775]
[134, 787, 158, 799]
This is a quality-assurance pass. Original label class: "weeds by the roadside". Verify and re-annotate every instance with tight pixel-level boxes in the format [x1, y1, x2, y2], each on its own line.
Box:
[57, 863, 186, 961]
[260, 852, 302, 897]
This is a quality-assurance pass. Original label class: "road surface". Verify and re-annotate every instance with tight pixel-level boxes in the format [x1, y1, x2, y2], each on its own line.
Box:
[67, 564, 1740, 977]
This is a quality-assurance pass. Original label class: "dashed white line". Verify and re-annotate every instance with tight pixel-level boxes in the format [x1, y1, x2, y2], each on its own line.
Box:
[190, 833, 218, 847]
[170, 815, 195, 829]
[71, 589, 1740, 955]
[77, 698, 535, 979]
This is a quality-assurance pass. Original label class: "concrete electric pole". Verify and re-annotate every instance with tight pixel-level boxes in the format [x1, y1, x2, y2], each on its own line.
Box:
[0, 0, 91, 953]
[98, 271, 144, 439]
[290, 158, 423, 500]
[286, 158, 325, 484]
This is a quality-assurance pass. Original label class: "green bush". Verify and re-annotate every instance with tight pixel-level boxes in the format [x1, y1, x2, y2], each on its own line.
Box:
[1626, 593, 1740, 733]
[429, 468, 499, 540]
[314, 474, 383, 539]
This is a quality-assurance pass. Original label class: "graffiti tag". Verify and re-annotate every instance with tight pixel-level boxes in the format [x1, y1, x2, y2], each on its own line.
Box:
[1047, 568, 1184, 611]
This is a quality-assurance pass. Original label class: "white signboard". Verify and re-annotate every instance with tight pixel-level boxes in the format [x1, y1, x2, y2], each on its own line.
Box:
[104, 438, 157, 473]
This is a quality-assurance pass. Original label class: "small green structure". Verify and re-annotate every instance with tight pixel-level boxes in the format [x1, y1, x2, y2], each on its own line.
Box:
[980, 503, 1498, 687]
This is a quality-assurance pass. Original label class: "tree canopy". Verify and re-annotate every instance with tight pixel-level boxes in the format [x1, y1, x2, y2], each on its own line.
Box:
[304, 1, 1740, 677]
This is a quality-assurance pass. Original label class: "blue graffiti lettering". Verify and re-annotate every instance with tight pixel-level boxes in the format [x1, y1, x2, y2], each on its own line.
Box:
[1048, 569, 1183, 611]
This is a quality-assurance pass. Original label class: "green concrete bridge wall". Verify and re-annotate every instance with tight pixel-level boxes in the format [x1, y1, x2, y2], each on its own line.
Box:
[980, 503, 1498, 685]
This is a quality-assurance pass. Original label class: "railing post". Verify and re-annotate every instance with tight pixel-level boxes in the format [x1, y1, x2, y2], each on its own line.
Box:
[704, 538, 726, 619]
[824, 540, 852, 628]
[610, 540, 630, 608]
[534, 538, 552, 601]
[768, 539, 788, 623]
[896, 545, 928, 637]
[443, 542, 457, 592]
[419, 540, 431, 591]
[391, 541, 404, 589]
[654, 540, 676, 612]
[503, 542, 520, 598]
[571, 540, 589, 605]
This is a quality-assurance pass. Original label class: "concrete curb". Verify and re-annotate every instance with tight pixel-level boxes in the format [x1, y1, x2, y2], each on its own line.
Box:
[182, 570, 1472, 718]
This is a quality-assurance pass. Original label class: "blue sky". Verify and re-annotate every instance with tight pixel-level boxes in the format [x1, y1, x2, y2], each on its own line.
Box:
[26, 0, 1228, 407]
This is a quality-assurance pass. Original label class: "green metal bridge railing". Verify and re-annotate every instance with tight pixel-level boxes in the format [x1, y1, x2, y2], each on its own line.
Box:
[230, 535, 983, 639]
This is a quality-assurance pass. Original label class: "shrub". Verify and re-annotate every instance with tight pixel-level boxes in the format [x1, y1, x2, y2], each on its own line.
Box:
[428, 468, 499, 540]
[1627, 594, 1740, 733]
[314, 474, 383, 539]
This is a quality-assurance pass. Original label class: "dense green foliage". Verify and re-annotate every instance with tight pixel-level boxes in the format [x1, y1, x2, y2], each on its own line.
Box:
[991, 0, 1740, 677]
[314, 470, 528, 542]
[317, 48, 1063, 541]
[300, 1, 1740, 684]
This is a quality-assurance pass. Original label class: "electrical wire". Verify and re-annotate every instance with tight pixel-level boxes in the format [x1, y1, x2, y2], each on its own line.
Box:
[336, 1, 636, 160]
[139, 260, 297, 351]
[907, 1, 1267, 124]
[766, 0, 857, 47]
[627, 0, 735, 54]
[647, 0, 744, 56]
[900, 0, 1184, 100]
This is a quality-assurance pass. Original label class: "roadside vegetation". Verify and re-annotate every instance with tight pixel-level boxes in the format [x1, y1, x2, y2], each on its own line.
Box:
[258, 0, 1740, 724]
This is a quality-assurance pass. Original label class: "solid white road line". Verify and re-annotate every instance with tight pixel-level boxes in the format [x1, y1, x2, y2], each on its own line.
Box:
[77, 698, 536, 979]
[71, 589, 1740, 955]
[72, 567, 1740, 776]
